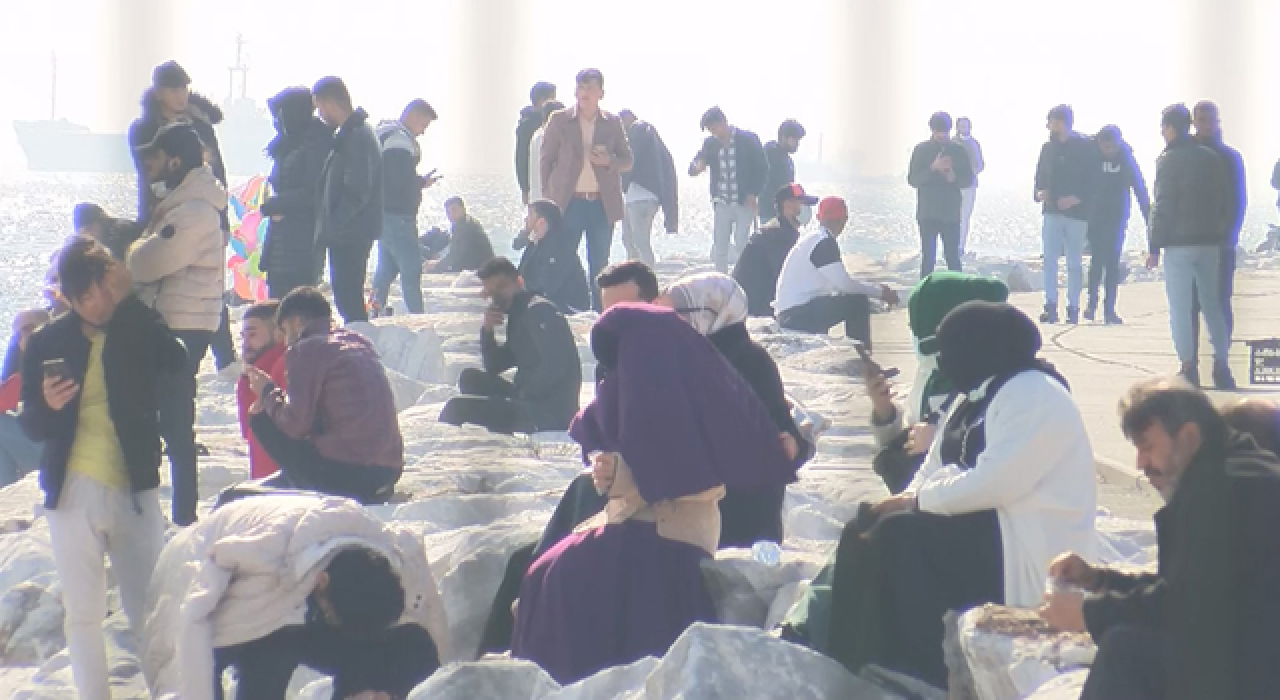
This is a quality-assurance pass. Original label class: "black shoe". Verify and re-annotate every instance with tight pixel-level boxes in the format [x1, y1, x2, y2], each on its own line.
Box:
[1066, 307, 1079, 325]
[1039, 305, 1059, 324]
[1104, 309, 1124, 325]
[1083, 298, 1098, 322]
[1179, 362, 1201, 388]
[1212, 362, 1237, 391]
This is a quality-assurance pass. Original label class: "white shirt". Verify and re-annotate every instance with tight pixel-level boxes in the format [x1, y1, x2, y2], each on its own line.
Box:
[774, 226, 881, 314]
[626, 182, 659, 205]
[529, 127, 546, 201]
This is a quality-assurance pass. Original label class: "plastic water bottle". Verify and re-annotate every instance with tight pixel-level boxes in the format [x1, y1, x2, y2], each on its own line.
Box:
[751, 541, 782, 567]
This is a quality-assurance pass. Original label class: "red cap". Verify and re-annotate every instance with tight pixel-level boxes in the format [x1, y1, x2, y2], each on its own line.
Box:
[817, 196, 848, 220]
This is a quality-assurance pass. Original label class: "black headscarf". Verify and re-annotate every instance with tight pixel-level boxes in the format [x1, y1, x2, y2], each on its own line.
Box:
[936, 301, 1066, 393]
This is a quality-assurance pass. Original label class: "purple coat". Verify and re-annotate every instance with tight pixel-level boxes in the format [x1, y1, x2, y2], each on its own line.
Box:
[570, 304, 796, 504]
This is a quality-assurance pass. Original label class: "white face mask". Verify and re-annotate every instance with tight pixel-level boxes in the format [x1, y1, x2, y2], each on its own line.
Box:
[150, 181, 169, 199]
[796, 204, 813, 228]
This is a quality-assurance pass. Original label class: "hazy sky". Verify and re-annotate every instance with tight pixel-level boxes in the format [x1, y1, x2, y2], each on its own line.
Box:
[0, 0, 1275, 189]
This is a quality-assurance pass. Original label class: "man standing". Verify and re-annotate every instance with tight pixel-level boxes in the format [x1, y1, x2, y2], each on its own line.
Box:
[515, 199, 591, 314]
[1034, 104, 1099, 324]
[1085, 126, 1150, 324]
[372, 99, 441, 316]
[760, 120, 807, 223]
[235, 301, 286, 480]
[127, 122, 229, 526]
[618, 109, 678, 268]
[21, 237, 184, 700]
[517, 81, 557, 204]
[427, 197, 495, 274]
[690, 107, 768, 273]
[539, 69, 633, 310]
[1146, 104, 1234, 389]
[955, 117, 985, 257]
[734, 183, 814, 317]
[775, 196, 899, 347]
[313, 77, 383, 324]
[1190, 101, 1247, 359]
[907, 112, 975, 278]
[439, 257, 582, 435]
[244, 287, 404, 504]
[1040, 379, 1280, 700]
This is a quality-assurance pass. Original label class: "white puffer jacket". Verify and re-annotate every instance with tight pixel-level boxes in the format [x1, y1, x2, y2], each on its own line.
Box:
[127, 165, 228, 332]
[141, 494, 451, 700]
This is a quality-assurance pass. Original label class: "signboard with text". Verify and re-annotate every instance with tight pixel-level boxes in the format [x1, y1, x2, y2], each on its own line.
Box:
[1247, 339, 1280, 385]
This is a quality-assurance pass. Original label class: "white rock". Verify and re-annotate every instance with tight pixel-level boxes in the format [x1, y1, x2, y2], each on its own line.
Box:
[408, 659, 560, 700]
[0, 524, 55, 598]
[1025, 669, 1088, 700]
[0, 576, 64, 664]
[701, 550, 823, 628]
[954, 606, 1095, 700]
[551, 657, 658, 700]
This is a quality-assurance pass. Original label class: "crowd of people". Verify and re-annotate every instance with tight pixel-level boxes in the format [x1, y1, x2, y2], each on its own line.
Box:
[0, 56, 1278, 700]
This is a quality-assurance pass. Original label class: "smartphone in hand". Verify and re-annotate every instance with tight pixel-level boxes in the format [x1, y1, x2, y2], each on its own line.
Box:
[42, 358, 68, 382]
[852, 341, 900, 379]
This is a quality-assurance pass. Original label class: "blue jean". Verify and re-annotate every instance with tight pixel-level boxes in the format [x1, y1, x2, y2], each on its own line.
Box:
[918, 218, 962, 278]
[1042, 214, 1089, 308]
[0, 412, 39, 488]
[372, 214, 423, 314]
[1190, 245, 1236, 360]
[1163, 245, 1229, 363]
[562, 198, 613, 310]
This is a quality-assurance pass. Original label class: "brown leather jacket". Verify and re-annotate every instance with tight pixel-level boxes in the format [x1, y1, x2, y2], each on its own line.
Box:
[538, 105, 633, 224]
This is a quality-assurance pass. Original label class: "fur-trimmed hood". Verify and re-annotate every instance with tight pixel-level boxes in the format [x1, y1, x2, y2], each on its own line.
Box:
[140, 88, 224, 126]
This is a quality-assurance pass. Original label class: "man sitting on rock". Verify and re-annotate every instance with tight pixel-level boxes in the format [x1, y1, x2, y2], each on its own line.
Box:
[244, 287, 404, 505]
[143, 493, 450, 700]
[1040, 379, 1280, 700]
[438, 257, 582, 435]
[0, 309, 50, 487]
[235, 301, 286, 480]
[733, 183, 816, 317]
[426, 196, 495, 274]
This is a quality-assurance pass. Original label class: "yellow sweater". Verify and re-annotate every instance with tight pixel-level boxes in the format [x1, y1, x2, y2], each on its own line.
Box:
[67, 333, 127, 489]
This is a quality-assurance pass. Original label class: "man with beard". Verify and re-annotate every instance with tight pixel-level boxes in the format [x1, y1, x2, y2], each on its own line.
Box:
[126, 122, 229, 526]
[234, 302, 287, 480]
[759, 120, 806, 224]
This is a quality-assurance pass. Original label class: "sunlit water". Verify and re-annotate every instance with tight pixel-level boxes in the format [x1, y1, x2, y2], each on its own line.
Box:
[1, 172, 1273, 345]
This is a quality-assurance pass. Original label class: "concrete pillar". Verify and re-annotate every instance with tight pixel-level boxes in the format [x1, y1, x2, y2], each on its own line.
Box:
[444, 0, 530, 175]
[827, 0, 910, 178]
[1184, 0, 1260, 168]
[97, 0, 179, 131]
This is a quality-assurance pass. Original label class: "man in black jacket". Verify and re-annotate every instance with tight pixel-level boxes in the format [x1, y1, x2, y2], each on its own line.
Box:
[372, 99, 440, 316]
[73, 203, 143, 261]
[1146, 104, 1233, 389]
[427, 197, 495, 274]
[907, 112, 975, 278]
[1084, 126, 1150, 324]
[20, 236, 185, 699]
[690, 107, 767, 273]
[259, 86, 333, 300]
[1034, 104, 1100, 324]
[439, 257, 582, 435]
[733, 184, 813, 317]
[618, 109, 678, 268]
[313, 77, 383, 323]
[759, 119, 806, 223]
[1040, 379, 1280, 700]
[516, 81, 557, 204]
[514, 199, 591, 314]
[1190, 101, 1247, 360]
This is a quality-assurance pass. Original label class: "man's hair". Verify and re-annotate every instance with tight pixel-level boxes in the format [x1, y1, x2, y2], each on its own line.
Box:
[1161, 104, 1192, 136]
[312, 76, 352, 109]
[325, 548, 405, 639]
[530, 81, 557, 104]
[57, 235, 113, 302]
[778, 119, 806, 141]
[243, 300, 280, 323]
[928, 111, 953, 133]
[529, 199, 562, 231]
[1119, 378, 1227, 448]
[402, 98, 438, 121]
[576, 68, 604, 88]
[1097, 125, 1122, 144]
[277, 286, 332, 324]
[956, 116, 972, 128]
[596, 261, 659, 302]
[73, 202, 107, 231]
[700, 106, 728, 131]
[1047, 104, 1074, 129]
[1193, 100, 1219, 119]
[444, 196, 464, 210]
[1222, 399, 1280, 457]
[477, 257, 519, 282]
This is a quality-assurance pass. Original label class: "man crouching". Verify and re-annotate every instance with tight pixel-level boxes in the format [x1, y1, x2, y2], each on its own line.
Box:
[142, 493, 450, 700]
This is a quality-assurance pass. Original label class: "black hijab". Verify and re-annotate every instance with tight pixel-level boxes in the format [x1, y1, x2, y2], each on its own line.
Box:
[936, 301, 1066, 393]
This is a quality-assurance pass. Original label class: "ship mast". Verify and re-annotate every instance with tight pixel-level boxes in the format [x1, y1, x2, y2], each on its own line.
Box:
[50, 52, 57, 120]
[227, 34, 249, 103]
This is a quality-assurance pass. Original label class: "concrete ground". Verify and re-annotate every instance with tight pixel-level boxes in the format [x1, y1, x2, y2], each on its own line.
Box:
[867, 268, 1280, 520]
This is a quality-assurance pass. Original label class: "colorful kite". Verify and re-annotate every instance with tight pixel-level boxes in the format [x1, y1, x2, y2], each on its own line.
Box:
[227, 175, 271, 302]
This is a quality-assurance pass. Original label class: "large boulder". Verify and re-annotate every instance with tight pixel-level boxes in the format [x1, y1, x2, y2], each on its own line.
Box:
[408, 659, 560, 700]
[701, 550, 824, 628]
[0, 576, 64, 665]
[949, 605, 1094, 700]
[551, 657, 658, 699]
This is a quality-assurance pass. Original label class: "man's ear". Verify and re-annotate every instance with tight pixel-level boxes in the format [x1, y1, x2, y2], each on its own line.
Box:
[1177, 421, 1204, 456]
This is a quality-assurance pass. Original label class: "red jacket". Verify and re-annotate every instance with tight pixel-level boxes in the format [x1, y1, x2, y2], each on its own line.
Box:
[236, 344, 287, 478]
[0, 375, 20, 413]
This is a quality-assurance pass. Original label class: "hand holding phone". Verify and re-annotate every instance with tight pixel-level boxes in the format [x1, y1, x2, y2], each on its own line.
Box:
[41, 359, 78, 411]
[43, 358, 67, 382]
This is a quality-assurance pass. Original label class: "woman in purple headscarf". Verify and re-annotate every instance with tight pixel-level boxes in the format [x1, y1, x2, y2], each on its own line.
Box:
[510, 304, 797, 684]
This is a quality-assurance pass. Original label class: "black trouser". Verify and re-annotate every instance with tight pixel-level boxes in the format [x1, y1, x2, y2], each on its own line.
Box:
[478, 540, 538, 658]
[267, 263, 321, 301]
[160, 329, 211, 526]
[1190, 244, 1236, 361]
[213, 623, 439, 700]
[438, 368, 536, 435]
[1086, 218, 1125, 311]
[249, 412, 399, 504]
[327, 240, 374, 324]
[918, 218, 962, 277]
[1080, 624, 1167, 700]
[778, 295, 872, 349]
[210, 305, 237, 370]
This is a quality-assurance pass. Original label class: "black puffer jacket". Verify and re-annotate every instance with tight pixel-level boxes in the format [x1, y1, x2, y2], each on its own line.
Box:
[1149, 136, 1230, 252]
[260, 87, 333, 285]
[128, 90, 228, 224]
[315, 108, 383, 247]
[517, 226, 591, 315]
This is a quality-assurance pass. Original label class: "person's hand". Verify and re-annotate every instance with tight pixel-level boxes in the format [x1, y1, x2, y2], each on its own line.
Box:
[1038, 590, 1088, 633]
[879, 284, 900, 306]
[745, 195, 758, 214]
[1057, 195, 1081, 210]
[866, 364, 895, 424]
[422, 173, 442, 189]
[1146, 252, 1160, 269]
[245, 366, 272, 397]
[589, 147, 612, 168]
[905, 422, 936, 456]
[779, 432, 799, 461]
[872, 493, 917, 517]
[42, 377, 79, 411]
[482, 307, 506, 331]
[1035, 189, 1049, 203]
[591, 452, 617, 494]
[930, 153, 949, 173]
[1047, 552, 1101, 591]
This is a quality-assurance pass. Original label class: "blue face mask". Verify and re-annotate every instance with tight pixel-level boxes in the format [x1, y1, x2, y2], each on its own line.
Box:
[797, 204, 813, 228]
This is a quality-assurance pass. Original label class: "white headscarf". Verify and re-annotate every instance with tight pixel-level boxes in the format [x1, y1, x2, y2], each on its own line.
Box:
[664, 272, 749, 336]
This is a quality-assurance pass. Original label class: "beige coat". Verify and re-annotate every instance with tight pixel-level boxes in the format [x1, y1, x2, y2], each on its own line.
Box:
[575, 455, 724, 556]
[142, 494, 451, 700]
[127, 165, 228, 332]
